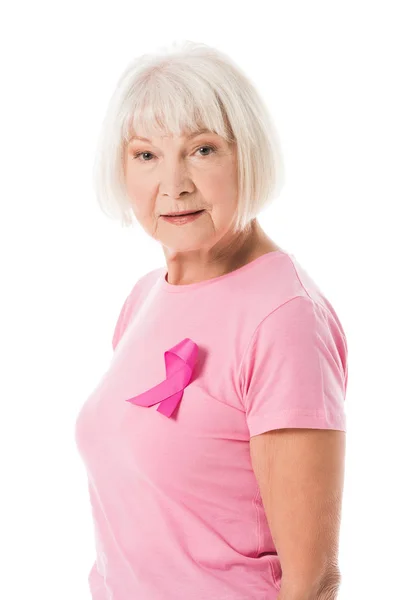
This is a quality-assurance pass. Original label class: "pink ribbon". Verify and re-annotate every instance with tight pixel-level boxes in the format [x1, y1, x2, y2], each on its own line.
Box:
[125, 338, 199, 418]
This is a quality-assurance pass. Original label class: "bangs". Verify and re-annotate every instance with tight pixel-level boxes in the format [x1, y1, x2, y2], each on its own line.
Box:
[121, 69, 235, 143]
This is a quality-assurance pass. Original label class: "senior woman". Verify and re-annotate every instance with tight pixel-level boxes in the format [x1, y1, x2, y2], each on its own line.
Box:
[74, 41, 348, 600]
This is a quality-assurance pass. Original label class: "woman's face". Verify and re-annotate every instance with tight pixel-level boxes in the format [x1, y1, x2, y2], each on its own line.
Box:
[123, 128, 238, 252]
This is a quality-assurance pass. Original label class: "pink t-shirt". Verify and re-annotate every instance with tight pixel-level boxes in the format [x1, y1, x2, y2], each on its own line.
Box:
[74, 249, 348, 600]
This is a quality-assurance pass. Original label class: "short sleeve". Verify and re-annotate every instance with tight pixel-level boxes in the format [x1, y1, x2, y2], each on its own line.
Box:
[239, 296, 348, 437]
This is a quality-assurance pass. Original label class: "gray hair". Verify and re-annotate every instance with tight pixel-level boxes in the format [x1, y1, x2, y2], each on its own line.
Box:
[92, 40, 285, 232]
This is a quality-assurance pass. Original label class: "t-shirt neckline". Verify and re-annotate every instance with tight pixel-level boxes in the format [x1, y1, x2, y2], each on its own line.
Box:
[159, 249, 288, 293]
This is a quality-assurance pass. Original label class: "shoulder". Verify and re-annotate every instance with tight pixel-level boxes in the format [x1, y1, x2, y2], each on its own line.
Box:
[111, 267, 163, 351]
[243, 251, 347, 345]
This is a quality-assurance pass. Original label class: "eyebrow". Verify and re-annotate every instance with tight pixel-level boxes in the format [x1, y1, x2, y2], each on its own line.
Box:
[128, 128, 214, 143]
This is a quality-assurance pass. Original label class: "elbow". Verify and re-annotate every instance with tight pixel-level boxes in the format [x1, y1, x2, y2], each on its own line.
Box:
[314, 569, 342, 600]
[278, 569, 342, 600]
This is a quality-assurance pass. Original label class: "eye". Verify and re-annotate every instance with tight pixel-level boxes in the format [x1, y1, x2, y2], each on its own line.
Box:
[132, 151, 154, 162]
[131, 145, 217, 162]
[195, 145, 217, 156]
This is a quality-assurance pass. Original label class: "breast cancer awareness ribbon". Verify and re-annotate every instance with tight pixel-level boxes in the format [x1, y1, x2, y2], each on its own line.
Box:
[125, 338, 199, 418]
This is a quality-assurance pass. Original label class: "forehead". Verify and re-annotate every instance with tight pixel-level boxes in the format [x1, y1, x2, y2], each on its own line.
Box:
[128, 127, 219, 144]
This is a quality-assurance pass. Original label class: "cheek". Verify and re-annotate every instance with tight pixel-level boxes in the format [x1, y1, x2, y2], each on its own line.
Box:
[206, 158, 237, 190]
[125, 168, 147, 196]
[207, 169, 238, 204]
[125, 171, 156, 216]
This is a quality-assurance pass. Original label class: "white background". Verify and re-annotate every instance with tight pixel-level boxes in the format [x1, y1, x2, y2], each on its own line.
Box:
[1, 1, 399, 599]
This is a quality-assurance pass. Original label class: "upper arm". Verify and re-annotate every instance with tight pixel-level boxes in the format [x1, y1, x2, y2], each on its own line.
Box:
[240, 296, 348, 592]
[250, 427, 345, 592]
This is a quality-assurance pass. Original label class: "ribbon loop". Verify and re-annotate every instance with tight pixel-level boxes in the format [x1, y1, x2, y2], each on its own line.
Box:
[125, 338, 199, 417]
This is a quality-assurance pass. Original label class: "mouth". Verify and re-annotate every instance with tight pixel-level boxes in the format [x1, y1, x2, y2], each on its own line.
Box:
[162, 209, 205, 217]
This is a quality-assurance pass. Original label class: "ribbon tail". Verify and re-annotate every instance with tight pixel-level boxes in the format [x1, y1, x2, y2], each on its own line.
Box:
[156, 389, 184, 417]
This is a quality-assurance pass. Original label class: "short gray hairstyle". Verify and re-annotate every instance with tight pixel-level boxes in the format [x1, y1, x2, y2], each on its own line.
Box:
[92, 40, 285, 232]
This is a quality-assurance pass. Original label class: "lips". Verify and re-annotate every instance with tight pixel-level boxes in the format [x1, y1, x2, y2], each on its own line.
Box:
[163, 210, 204, 217]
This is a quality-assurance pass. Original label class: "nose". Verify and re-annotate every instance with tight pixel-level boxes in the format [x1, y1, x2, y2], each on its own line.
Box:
[159, 159, 195, 199]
